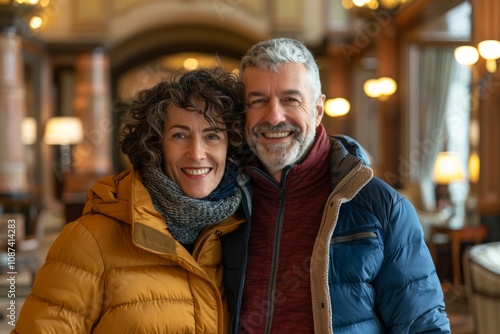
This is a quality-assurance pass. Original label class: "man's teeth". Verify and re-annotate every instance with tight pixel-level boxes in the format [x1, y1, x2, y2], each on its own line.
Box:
[183, 168, 210, 175]
[264, 131, 290, 139]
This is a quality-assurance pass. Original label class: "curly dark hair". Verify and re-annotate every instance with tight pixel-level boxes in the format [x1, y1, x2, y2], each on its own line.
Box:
[119, 67, 246, 171]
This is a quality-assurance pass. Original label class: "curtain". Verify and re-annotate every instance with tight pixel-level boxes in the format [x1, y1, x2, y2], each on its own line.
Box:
[418, 47, 458, 211]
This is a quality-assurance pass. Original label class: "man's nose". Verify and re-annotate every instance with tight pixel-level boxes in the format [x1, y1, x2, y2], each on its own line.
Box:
[264, 99, 287, 126]
[186, 138, 206, 161]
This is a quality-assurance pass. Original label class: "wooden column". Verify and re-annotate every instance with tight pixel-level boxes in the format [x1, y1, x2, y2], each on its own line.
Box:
[376, 23, 401, 188]
[323, 45, 351, 136]
[472, 0, 500, 217]
[64, 48, 112, 198]
[0, 32, 28, 195]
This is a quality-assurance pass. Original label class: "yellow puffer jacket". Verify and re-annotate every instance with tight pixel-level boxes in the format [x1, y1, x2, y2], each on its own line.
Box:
[12, 168, 245, 334]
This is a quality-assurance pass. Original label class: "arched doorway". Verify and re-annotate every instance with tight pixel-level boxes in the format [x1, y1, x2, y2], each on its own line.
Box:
[109, 24, 258, 171]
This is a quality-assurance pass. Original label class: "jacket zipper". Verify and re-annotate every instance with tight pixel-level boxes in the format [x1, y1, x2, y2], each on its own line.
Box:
[251, 166, 291, 334]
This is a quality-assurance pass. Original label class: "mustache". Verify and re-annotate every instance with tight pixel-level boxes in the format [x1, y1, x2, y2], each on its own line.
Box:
[252, 122, 301, 133]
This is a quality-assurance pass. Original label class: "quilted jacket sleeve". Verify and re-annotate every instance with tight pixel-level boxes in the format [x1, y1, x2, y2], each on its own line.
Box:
[12, 220, 105, 334]
[373, 196, 451, 333]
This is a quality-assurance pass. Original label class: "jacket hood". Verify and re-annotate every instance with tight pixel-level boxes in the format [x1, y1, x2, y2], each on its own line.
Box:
[82, 168, 164, 228]
[328, 133, 371, 188]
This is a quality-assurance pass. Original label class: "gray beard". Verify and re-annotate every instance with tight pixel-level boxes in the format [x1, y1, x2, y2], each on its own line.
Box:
[252, 129, 316, 173]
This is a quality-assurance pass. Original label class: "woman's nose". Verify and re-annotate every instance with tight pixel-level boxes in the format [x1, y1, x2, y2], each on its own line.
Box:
[186, 138, 206, 161]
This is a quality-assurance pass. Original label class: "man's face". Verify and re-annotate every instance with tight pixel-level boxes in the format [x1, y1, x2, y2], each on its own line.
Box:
[242, 63, 325, 181]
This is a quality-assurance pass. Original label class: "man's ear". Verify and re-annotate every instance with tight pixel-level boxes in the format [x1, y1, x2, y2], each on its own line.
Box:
[315, 94, 326, 126]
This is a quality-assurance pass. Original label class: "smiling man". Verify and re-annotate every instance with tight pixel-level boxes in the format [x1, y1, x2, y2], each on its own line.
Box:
[226, 37, 451, 334]
[242, 62, 322, 181]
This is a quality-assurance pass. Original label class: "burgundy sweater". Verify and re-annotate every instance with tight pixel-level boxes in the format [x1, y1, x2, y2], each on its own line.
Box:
[239, 126, 333, 333]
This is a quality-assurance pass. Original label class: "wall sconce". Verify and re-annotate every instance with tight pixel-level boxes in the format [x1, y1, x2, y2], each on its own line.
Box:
[433, 151, 465, 213]
[363, 77, 397, 100]
[44, 116, 84, 174]
[468, 151, 480, 184]
[325, 98, 350, 117]
[455, 40, 500, 73]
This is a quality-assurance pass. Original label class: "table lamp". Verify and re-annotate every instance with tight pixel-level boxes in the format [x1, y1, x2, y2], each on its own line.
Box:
[44, 117, 84, 178]
[433, 151, 465, 213]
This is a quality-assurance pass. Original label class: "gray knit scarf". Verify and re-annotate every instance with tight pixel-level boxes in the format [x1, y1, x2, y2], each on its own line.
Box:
[141, 165, 242, 245]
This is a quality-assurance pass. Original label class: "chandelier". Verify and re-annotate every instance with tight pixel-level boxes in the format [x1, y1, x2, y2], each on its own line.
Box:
[0, 0, 49, 31]
[342, 0, 411, 11]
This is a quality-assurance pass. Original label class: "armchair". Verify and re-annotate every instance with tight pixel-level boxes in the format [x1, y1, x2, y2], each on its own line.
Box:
[463, 242, 500, 334]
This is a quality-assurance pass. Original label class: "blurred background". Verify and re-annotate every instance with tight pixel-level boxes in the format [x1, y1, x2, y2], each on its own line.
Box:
[1, 0, 500, 332]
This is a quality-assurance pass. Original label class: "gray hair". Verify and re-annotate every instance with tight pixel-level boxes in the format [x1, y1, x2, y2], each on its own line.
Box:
[239, 37, 322, 102]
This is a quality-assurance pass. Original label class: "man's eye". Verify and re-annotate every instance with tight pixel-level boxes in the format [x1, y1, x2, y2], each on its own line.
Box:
[283, 97, 301, 105]
[248, 98, 266, 109]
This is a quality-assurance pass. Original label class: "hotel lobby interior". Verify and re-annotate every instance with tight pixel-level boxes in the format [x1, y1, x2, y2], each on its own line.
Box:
[1, 0, 500, 332]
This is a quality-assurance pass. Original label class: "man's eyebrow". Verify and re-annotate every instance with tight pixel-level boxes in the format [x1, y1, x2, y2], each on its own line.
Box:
[246, 90, 305, 98]
[282, 89, 305, 98]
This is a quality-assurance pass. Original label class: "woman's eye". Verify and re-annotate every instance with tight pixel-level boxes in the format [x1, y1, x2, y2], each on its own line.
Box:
[172, 133, 187, 139]
[206, 133, 222, 141]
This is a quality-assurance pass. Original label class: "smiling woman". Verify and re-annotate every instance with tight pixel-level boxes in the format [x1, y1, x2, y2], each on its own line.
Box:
[162, 102, 229, 199]
[11, 68, 248, 334]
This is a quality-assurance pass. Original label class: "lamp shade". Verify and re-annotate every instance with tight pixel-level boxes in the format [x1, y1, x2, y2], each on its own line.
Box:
[433, 151, 465, 184]
[44, 117, 84, 145]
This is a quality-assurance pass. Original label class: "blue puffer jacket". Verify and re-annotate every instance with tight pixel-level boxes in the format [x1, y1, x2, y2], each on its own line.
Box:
[222, 131, 451, 333]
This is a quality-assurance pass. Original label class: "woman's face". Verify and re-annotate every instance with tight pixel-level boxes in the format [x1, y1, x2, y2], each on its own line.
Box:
[163, 102, 228, 199]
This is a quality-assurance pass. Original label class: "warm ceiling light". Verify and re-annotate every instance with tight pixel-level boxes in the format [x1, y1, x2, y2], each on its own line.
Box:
[15, 0, 40, 4]
[352, 0, 369, 7]
[454, 46, 479, 66]
[183, 58, 198, 70]
[478, 40, 500, 72]
[29, 15, 42, 29]
[343, 0, 405, 10]
[325, 98, 350, 117]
